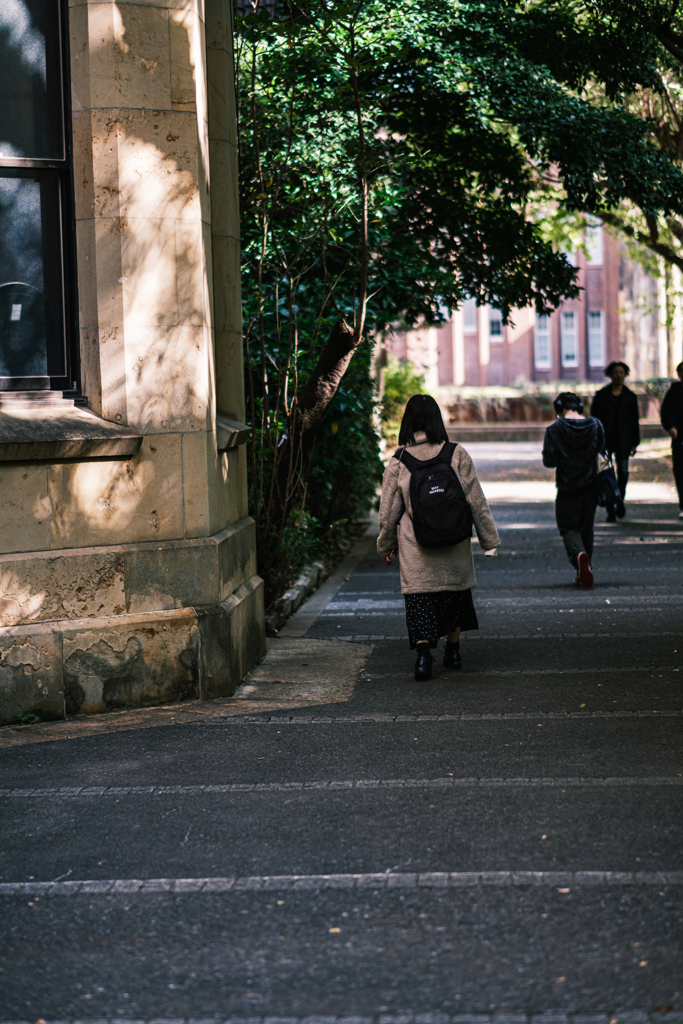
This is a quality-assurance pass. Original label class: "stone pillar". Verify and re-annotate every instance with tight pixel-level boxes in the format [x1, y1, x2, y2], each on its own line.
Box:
[671, 265, 683, 374]
[478, 304, 490, 385]
[451, 310, 465, 387]
[0, 0, 264, 725]
[207, 0, 245, 423]
[657, 261, 669, 379]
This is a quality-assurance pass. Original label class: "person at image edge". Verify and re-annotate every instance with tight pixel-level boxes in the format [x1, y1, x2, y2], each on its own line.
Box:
[660, 360, 683, 518]
[377, 394, 499, 682]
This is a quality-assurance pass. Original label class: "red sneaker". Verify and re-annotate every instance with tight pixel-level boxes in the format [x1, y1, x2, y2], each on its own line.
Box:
[577, 551, 594, 589]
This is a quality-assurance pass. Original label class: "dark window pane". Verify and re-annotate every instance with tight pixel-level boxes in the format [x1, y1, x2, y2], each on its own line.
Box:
[0, 0, 64, 159]
[0, 169, 66, 382]
[490, 310, 503, 336]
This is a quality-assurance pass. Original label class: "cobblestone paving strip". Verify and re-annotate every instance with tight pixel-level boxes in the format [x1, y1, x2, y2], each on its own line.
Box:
[328, 612, 683, 623]
[335, 632, 683, 639]
[348, 626, 683, 634]
[338, 632, 682, 638]
[320, 661, 683, 674]
[2, 1015, 681, 1024]
[200, 710, 683, 723]
[4, 1016, 682, 1024]
[324, 606, 683, 617]
[3, 776, 683, 799]
[2, 871, 683, 896]
[464, 626, 683, 634]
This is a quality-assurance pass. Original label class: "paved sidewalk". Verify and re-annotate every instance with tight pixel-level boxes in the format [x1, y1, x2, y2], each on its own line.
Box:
[0, 482, 682, 1017]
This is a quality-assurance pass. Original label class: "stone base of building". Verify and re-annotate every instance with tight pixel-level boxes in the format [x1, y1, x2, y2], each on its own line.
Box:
[0, 575, 265, 726]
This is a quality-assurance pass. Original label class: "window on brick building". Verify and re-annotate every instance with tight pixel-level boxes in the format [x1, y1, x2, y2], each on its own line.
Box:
[462, 297, 477, 331]
[534, 314, 552, 369]
[586, 220, 604, 265]
[0, 0, 75, 392]
[489, 308, 503, 341]
[588, 310, 605, 366]
[561, 311, 579, 367]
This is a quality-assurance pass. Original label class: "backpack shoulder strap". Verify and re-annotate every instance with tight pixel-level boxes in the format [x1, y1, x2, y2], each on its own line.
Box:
[393, 447, 420, 472]
[438, 441, 458, 464]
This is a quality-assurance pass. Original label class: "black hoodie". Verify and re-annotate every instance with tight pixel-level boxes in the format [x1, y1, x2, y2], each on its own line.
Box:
[661, 380, 683, 435]
[542, 416, 605, 495]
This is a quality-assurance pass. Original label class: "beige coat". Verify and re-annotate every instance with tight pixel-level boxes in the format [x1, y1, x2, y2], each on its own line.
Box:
[377, 433, 500, 594]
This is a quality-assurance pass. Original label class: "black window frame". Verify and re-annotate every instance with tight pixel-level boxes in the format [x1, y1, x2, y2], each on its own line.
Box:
[0, 0, 79, 394]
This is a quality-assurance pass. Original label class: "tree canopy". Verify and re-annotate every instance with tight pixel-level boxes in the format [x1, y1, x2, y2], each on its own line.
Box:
[562, 0, 683, 273]
[236, 0, 683, 597]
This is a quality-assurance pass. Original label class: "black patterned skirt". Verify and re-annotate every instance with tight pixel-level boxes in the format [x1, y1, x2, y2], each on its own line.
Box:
[404, 589, 479, 649]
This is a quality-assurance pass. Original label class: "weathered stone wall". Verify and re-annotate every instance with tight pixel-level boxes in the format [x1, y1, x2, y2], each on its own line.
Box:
[0, 518, 256, 627]
[0, 0, 264, 726]
[0, 578, 264, 723]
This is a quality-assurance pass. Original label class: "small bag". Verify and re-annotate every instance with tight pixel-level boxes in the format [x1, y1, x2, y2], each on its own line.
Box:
[596, 450, 610, 474]
[595, 451, 620, 508]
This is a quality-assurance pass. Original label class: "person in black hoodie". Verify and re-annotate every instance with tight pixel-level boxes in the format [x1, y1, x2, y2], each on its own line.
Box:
[542, 392, 605, 589]
[590, 362, 640, 522]
[660, 361, 683, 518]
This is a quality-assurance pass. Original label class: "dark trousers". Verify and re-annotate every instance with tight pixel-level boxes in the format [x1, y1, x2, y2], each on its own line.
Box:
[614, 458, 630, 501]
[555, 490, 598, 567]
[673, 441, 683, 509]
[611, 456, 629, 505]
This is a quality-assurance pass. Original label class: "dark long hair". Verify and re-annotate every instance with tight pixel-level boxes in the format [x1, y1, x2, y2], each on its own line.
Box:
[398, 394, 449, 446]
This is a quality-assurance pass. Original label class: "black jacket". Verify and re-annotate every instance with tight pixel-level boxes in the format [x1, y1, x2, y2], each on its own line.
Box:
[542, 416, 605, 495]
[660, 380, 683, 435]
[590, 384, 640, 457]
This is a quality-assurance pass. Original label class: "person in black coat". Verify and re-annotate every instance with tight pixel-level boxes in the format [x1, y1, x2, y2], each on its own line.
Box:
[660, 361, 683, 518]
[590, 361, 640, 522]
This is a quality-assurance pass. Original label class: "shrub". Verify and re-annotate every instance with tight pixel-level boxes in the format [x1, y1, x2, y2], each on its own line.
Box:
[307, 346, 384, 559]
[249, 345, 383, 606]
[381, 357, 426, 440]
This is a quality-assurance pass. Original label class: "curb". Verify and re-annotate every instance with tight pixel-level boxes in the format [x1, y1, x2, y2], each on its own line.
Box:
[276, 525, 378, 639]
[265, 562, 325, 634]
[266, 515, 378, 637]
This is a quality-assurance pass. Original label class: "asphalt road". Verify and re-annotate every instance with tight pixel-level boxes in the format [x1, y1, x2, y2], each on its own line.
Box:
[1, 457, 682, 1021]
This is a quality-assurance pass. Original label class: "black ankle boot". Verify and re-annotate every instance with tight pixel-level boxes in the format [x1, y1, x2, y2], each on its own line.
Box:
[414, 645, 433, 681]
[443, 641, 461, 669]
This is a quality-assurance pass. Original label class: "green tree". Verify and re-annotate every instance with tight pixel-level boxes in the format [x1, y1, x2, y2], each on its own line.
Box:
[504, 0, 683, 273]
[237, 0, 683, 599]
[585, 1, 683, 273]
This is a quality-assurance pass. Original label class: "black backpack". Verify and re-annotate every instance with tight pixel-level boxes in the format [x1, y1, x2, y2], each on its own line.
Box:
[393, 441, 474, 549]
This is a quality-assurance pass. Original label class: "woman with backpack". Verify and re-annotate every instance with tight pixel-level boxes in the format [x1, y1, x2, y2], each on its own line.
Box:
[377, 394, 500, 681]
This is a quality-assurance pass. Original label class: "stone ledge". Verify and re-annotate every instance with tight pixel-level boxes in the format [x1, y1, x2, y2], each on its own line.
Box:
[0, 518, 254, 564]
[216, 412, 250, 450]
[0, 397, 142, 461]
[0, 517, 257, 625]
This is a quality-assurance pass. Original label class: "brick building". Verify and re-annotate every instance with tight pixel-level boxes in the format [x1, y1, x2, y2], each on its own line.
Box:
[385, 224, 679, 389]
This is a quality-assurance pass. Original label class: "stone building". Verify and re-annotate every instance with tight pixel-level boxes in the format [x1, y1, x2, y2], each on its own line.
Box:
[0, 0, 264, 725]
[386, 224, 680, 390]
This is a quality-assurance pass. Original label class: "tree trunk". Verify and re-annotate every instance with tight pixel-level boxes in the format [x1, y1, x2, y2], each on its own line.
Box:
[601, 211, 683, 273]
[298, 318, 356, 428]
[267, 317, 360, 542]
